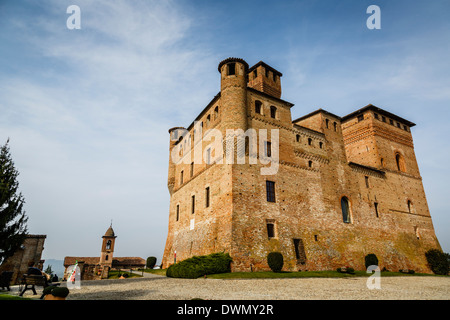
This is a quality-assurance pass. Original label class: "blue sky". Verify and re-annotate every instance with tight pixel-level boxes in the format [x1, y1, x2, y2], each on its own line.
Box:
[1, 0, 449, 264]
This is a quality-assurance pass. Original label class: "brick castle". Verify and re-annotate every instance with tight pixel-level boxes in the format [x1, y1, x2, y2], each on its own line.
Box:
[162, 57, 441, 272]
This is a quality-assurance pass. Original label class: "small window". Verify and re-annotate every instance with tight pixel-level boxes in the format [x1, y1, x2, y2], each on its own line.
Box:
[374, 202, 379, 218]
[176, 205, 180, 221]
[205, 187, 210, 208]
[270, 106, 277, 119]
[365, 176, 369, 188]
[273, 73, 277, 82]
[206, 115, 210, 126]
[266, 181, 276, 202]
[265, 68, 269, 77]
[228, 63, 235, 75]
[253, 69, 257, 78]
[105, 255, 109, 261]
[319, 142, 323, 149]
[191, 195, 195, 214]
[265, 141, 272, 157]
[380, 158, 384, 167]
[214, 106, 219, 120]
[314, 235, 318, 241]
[358, 114, 364, 122]
[308, 160, 312, 168]
[190, 162, 194, 177]
[374, 113, 379, 120]
[395, 153, 406, 172]
[180, 170, 184, 184]
[389, 119, 394, 125]
[308, 138, 312, 146]
[267, 223, 275, 239]
[296, 134, 300, 142]
[341, 197, 351, 223]
[397, 122, 401, 128]
[382, 116, 386, 122]
[333, 122, 337, 131]
[206, 148, 211, 164]
[325, 119, 329, 128]
[255, 100, 262, 114]
[407, 200, 414, 213]
[403, 125, 408, 131]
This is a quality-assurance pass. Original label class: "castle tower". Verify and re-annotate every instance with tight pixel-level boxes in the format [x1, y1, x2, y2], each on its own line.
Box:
[247, 61, 282, 99]
[218, 58, 249, 135]
[99, 224, 116, 268]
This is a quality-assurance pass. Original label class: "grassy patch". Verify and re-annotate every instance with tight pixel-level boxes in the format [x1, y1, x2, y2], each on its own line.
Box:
[0, 292, 34, 300]
[205, 270, 435, 279]
[139, 268, 167, 276]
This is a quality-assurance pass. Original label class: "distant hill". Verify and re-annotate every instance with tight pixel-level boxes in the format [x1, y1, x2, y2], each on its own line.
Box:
[43, 259, 65, 278]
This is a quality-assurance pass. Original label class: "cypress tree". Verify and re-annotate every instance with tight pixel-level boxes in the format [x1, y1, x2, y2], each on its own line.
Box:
[0, 139, 28, 265]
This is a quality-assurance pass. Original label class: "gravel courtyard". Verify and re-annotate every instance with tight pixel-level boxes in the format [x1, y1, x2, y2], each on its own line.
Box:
[16, 274, 449, 300]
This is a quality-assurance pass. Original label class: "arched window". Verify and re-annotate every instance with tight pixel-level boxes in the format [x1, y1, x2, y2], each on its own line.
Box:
[214, 106, 219, 120]
[395, 153, 406, 172]
[255, 100, 262, 114]
[341, 197, 351, 223]
[106, 240, 111, 250]
[270, 106, 277, 119]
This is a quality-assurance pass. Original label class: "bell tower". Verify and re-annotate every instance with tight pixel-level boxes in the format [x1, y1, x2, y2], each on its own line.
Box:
[100, 223, 116, 268]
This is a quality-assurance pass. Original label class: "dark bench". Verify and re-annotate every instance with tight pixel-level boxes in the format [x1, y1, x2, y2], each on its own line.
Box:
[0, 271, 13, 291]
[19, 274, 51, 298]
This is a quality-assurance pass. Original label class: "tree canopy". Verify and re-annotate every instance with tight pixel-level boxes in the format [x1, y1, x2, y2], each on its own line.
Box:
[0, 139, 28, 265]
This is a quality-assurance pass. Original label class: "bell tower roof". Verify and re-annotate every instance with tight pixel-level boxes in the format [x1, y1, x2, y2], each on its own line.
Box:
[103, 225, 116, 238]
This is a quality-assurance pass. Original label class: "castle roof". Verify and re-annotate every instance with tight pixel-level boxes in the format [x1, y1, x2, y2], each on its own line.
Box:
[292, 108, 341, 123]
[342, 104, 416, 127]
[248, 61, 283, 77]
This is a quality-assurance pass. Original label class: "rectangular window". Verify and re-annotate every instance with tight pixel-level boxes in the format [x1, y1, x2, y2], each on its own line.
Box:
[228, 63, 235, 75]
[382, 116, 386, 122]
[267, 223, 275, 239]
[389, 119, 394, 125]
[205, 187, 210, 208]
[206, 148, 211, 164]
[191, 195, 195, 214]
[176, 205, 180, 221]
[266, 180, 276, 202]
[190, 162, 194, 177]
[357, 114, 364, 122]
[265, 141, 272, 157]
[253, 69, 257, 78]
[374, 202, 379, 218]
[365, 176, 369, 188]
[180, 170, 184, 184]
[374, 113, 379, 120]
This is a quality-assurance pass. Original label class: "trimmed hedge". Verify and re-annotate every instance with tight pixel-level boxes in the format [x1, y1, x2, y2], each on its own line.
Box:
[267, 252, 284, 272]
[146, 256, 157, 269]
[166, 252, 232, 279]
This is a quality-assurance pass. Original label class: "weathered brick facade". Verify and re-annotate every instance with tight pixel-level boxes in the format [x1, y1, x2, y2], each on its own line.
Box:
[162, 58, 441, 273]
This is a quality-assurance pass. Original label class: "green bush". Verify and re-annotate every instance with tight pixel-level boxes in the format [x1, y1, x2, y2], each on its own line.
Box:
[425, 249, 449, 275]
[267, 252, 284, 272]
[146, 256, 157, 269]
[364, 253, 379, 269]
[166, 252, 232, 279]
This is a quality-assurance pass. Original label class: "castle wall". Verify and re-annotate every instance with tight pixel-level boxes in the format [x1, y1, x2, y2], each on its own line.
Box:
[163, 58, 441, 273]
